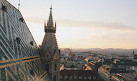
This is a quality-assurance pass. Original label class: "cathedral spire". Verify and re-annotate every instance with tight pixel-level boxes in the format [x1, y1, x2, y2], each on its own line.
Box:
[47, 6, 54, 28]
[45, 7, 56, 33]
[40, 5, 61, 81]
[42, 6, 58, 48]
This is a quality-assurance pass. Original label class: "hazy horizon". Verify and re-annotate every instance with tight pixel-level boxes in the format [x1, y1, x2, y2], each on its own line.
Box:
[60, 48, 137, 50]
[7, 0, 137, 49]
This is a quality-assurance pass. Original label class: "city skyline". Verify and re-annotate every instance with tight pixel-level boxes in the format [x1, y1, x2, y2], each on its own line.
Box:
[8, 0, 137, 49]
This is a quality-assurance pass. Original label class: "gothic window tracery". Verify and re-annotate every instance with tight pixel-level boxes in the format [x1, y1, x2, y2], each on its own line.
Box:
[54, 51, 58, 59]
[46, 51, 50, 58]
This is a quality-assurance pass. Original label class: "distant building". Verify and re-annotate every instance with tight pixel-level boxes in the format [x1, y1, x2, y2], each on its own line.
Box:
[113, 59, 137, 72]
[75, 53, 85, 59]
[98, 65, 112, 81]
[111, 73, 137, 81]
[60, 64, 65, 71]
[98, 64, 137, 81]
[98, 64, 130, 81]
[134, 55, 137, 60]
[60, 70, 104, 81]
[61, 54, 69, 63]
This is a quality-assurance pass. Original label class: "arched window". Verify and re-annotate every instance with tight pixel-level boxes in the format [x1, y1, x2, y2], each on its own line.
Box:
[16, 37, 21, 44]
[54, 63, 57, 71]
[54, 75, 56, 81]
[2, 5, 7, 12]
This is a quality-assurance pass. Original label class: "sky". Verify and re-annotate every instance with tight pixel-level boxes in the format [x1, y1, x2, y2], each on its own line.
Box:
[7, 0, 137, 49]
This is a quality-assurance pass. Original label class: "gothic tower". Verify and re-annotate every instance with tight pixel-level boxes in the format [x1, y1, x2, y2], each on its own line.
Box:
[40, 7, 61, 81]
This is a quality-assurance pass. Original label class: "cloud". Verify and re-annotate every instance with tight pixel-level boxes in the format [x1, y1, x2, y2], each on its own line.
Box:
[58, 20, 137, 31]
[24, 17, 137, 31]
[24, 17, 45, 24]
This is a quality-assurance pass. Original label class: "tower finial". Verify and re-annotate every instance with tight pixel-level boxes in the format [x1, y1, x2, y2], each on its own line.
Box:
[50, 6, 52, 10]
[50, 2, 52, 10]
[47, 4, 53, 28]
[18, 0, 21, 10]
